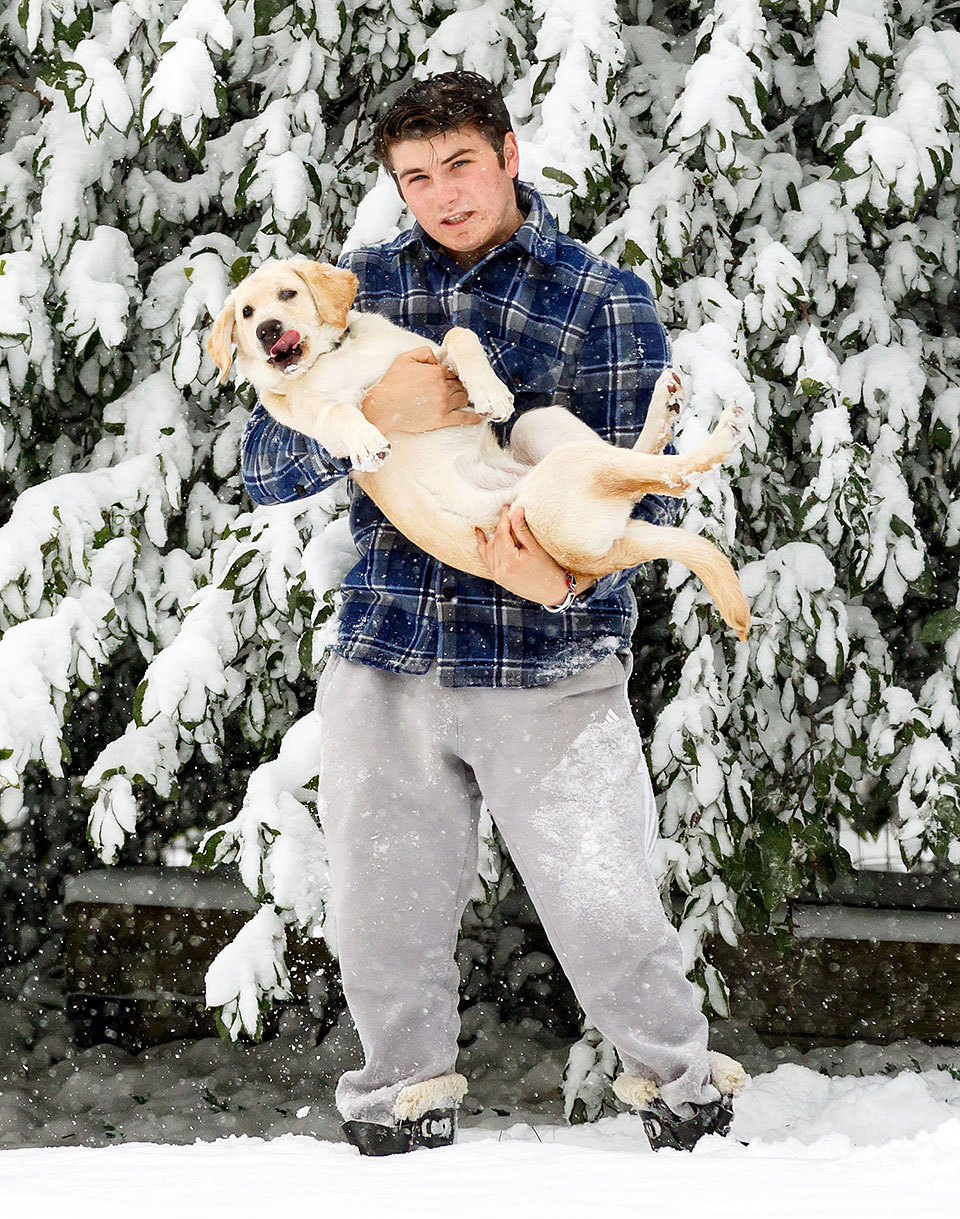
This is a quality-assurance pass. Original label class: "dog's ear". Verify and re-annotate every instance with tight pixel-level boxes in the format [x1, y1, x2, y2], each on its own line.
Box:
[207, 295, 237, 384]
[292, 262, 359, 330]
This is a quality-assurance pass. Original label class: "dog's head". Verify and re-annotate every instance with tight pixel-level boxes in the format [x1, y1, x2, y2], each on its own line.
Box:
[206, 259, 359, 388]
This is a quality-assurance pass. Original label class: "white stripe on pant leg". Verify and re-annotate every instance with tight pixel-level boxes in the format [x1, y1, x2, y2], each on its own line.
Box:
[638, 748, 659, 859]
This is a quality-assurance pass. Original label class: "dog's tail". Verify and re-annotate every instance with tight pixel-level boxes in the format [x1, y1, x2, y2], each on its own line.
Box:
[604, 521, 750, 640]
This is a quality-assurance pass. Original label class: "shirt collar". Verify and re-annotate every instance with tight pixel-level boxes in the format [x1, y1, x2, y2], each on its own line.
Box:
[397, 180, 559, 271]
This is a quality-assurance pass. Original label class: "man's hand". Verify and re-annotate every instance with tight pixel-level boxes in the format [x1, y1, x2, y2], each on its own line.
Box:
[475, 505, 596, 606]
[362, 347, 483, 434]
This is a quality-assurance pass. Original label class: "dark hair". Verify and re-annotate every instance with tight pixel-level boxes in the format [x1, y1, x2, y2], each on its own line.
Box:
[373, 71, 513, 173]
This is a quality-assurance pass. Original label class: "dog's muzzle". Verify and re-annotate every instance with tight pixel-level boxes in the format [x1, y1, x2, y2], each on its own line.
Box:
[259, 321, 304, 371]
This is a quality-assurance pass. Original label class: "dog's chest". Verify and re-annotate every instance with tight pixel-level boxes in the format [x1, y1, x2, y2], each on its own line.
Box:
[315, 315, 441, 398]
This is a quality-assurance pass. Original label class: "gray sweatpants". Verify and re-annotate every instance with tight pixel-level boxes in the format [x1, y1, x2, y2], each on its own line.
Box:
[316, 651, 715, 1124]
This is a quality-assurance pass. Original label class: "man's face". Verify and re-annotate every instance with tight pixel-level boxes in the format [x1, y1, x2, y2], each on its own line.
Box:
[389, 127, 523, 268]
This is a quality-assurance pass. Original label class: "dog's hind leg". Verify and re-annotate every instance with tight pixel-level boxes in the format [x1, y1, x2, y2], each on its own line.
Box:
[508, 406, 604, 466]
[601, 402, 748, 499]
[508, 369, 683, 471]
[634, 369, 683, 455]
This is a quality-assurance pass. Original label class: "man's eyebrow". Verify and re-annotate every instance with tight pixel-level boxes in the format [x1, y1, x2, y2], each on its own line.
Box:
[397, 148, 475, 179]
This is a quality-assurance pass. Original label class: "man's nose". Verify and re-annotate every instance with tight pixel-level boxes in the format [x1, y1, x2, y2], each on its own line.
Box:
[434, 176, 459, 207]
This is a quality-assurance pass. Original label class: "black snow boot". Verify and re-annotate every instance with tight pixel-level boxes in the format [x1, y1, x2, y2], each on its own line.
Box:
[640, 1095, 734, 1151]
[341, 1106, 458, 1156]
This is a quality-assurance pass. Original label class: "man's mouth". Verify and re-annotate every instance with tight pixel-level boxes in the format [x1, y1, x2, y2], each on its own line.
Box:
[268, 329, 303, 369]
[441, 212, 474, 228]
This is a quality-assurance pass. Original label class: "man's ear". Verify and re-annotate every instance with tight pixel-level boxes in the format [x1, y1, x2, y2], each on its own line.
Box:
[502, 130, 520, 178]
[207, 295, 237, 383]
[292, 262, 359, 330]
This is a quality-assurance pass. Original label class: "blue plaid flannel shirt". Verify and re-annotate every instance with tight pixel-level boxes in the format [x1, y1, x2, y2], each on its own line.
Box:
[241, 182, 681, 687]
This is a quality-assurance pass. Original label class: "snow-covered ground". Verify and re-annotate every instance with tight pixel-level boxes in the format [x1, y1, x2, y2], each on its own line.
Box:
[6, 1118, 960, 1219]
[3, 940, 960, 1217]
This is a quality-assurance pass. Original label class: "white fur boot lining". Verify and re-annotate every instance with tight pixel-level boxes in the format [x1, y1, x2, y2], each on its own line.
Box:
[394, 1072, 468, 1122]
[707, 1050, 748, 1097]
[612, 1074, 660, 1109]
[613, 1051, 747, 1109]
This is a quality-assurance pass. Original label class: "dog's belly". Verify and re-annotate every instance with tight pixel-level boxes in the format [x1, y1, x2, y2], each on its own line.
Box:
[390, 429, 528, 523]
[353, 427, 532, 575]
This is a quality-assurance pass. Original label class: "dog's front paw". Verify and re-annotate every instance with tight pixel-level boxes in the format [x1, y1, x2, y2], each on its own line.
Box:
[351, 440, 392, 472]
[470, 377, 514, 423]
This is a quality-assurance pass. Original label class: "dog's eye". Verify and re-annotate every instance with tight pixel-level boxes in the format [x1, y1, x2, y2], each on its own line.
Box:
[242, 305, 253, 318]
[278, 289, 298, 301]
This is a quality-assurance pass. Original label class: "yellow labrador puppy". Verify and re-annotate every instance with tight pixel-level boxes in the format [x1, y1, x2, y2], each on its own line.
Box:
[208, 259, 750, 639]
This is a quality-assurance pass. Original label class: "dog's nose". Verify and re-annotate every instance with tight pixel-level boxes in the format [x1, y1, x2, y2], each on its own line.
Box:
[256, 318, 284, 349]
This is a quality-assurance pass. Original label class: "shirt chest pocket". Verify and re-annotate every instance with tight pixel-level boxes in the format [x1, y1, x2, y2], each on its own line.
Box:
[484, 338, 566, 408]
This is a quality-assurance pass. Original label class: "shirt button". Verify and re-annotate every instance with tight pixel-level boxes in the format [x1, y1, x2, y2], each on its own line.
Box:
[441, 582, 455, 598]
[295, 483, 307, 497]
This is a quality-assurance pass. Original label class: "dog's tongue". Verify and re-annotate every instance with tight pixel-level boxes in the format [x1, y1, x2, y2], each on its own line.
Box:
[270, 329, 301, 358]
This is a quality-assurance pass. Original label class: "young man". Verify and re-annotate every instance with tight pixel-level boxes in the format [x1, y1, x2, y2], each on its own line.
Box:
[241, 72, 743, 1155]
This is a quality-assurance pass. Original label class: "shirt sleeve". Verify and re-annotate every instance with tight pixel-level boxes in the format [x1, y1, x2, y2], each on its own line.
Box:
[241, 400, 352, 506]
[567, 272, 685, 604]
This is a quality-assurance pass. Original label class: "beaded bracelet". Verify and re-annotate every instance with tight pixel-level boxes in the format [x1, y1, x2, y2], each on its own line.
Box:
[543, 570, 578, 614]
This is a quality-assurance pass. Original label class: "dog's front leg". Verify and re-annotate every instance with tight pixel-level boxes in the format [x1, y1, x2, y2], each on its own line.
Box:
[287, 389, 392, 472]
[441, 327, 514, 422]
